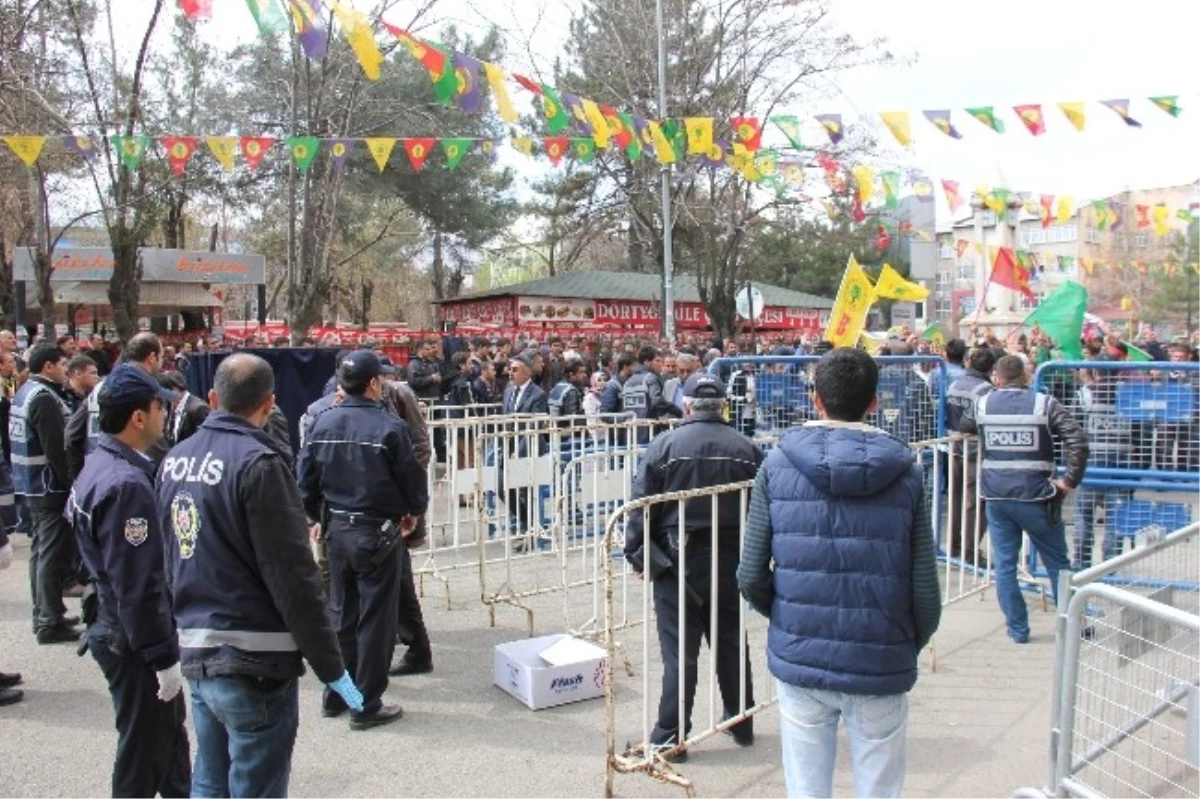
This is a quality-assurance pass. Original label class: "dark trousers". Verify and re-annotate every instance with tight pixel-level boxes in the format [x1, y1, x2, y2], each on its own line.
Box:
[651, 549, 754, 745]
[325, 519, 399, 715]
[29, 504, 71, 632]
[396, 544, 430, 660]
[947, 451, 988, 564]
[89, 633, 191, 798]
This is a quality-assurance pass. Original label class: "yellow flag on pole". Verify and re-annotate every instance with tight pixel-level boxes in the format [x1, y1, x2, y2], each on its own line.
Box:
[3, 135, 46, 166]
[823, 255, 877, 348]
[483, 63, 518, 123]
[874, 263, 930, 301]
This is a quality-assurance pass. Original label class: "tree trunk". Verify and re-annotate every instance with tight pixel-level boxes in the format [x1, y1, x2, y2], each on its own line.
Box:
[109, 231, 141, 341]
[430, 229, 445, 300]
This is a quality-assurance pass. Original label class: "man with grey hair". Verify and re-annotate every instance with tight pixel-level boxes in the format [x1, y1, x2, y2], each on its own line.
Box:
[663, 352, 701, 412]
[623, 373, 762, 759]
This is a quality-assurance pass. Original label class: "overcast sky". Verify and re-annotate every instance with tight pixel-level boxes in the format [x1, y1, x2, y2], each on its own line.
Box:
[123, 0, 1199, 217]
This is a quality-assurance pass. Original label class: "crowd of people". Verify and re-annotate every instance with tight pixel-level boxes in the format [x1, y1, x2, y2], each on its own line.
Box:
[0, 317, 1195, 798]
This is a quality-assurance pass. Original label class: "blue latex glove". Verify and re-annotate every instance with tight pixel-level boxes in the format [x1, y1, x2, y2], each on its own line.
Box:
[326, 671, 364, 712]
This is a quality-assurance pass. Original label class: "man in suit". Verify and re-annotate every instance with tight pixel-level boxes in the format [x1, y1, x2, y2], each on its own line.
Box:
[500, 355, 547, 548]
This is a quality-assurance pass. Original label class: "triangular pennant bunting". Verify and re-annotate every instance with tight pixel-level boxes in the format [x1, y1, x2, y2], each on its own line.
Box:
[161, 136, 198, 176]
[287, 135, 320, 171]
[240, 136, 275, 171]
[1058, 102, 1086, 131]
[3, 135, 46, 166]
[879, 111, 911, 147]
[403, 137, 436, 172]
[364, 137, 395, 171]
[923, 109, 962, 139]
[206, 136, 238, 171]
[1013, 104, 1046, 136]
[771, 115, 802, 149]
[441, 138, 471, 170]
[112, 135, 150, 170]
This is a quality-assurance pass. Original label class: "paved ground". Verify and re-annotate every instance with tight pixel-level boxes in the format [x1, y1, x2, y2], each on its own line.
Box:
[0, 534, 1062, 798]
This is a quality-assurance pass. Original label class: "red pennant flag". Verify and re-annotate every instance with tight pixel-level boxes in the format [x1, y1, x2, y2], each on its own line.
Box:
[543, 137, 568, 166]
[955, 239, 969, 259]
[731, 117, 762, 151]
[873, 225, 891, 251]
[1039, 194, 1054, 229]
[942, 179, 964, 212]
[511, 73, 544, 95]
[991, 246, 1034, 299]
[1136, 204, 1150, 229]
[178, 0, 213, 19]
[239, 136, 275, 171]
[381, 23, 447, 77]
[161, 136, 198, 176]
[602, 105, 632, 149]
[1013, 104, 1046, 136]
[402, 138, 436, 172]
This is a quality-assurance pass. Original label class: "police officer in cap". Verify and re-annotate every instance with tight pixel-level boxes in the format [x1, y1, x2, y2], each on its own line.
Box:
[66, 365, 190, 797]
[975, 355, 1088, 644]
[298, 350, 428, 729]
[624, 373, 761, 756]
[158, 354, 362, 796]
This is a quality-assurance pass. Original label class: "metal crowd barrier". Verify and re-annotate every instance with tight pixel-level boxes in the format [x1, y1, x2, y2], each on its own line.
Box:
[1015, 522, 1200, 798]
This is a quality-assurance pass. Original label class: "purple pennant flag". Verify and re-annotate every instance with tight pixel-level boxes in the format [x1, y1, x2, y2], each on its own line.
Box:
[699, 137, 729, 169]
[632, 115, 656, 159]
[559, 91, 592, 136]
[477, 139, 498, 161]
[1109, 201, 1124, 231]
[453, 53, 483, 115]
[327, 138, 354, 170]
[62, 134, 100, 160]
[288, 0, 328, 60]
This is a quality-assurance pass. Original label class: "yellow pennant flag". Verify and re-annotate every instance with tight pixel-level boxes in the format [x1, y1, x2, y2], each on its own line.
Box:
[879, 111, 912, 147]
[512, 136, 534, 157]
[1058, 102, 1086, 132]
[206, 136, 237, 171]
[684, 117, 713, 155]
[364, 138, 396, 171]
[853, 164, 876, 205]
[1056, 195, 1074, 224]
[483, 62, 518, 123]
[4, 135, 46, 166]
[330, 0, 382, 80]
[646, 121, 675, 164]
[729, 143, 759, 181]
[874, 263, 930, 301]
[1152, 204, 1170, 236]
[580, 99, 611, 148]
[823, 255, 877, 348]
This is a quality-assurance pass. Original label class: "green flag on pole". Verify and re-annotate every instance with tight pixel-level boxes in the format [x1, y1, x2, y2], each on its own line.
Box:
[921, 322, 948, 347]
[1023, 280, 1088, 359]
[1125, 343, 1153, 362]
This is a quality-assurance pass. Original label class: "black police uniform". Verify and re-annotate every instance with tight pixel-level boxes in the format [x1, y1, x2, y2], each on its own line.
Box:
[297, 372, 429, 718]
[69, 432, 191, 798]
[624, 375, 762, 748]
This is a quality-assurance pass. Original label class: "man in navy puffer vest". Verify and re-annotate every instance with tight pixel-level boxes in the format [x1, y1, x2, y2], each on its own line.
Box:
[739, 347, 942, 799]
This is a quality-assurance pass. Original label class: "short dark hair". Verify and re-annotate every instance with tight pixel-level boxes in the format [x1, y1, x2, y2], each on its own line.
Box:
[993, 355, 1026, 384]
[55, 335, 74, 347]
[97, 393, 153, 435]
[27, 344, 66, 375]
[564, 359, 587, 378]
[944, 338, 967, 364]
[813, 348, 878, 422]
[66, 355, 96, 376]
[157, 371, 187, 392]
[123, 333, 162, 365]
[451, 351, 470, 368]
[637, 346, 657, 365]
[617, 354, 636, 372]
[213, 354, 274, 416]
[967, 347, 997, 375]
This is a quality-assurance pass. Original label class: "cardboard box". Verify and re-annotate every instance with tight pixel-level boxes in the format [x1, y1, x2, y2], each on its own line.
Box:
[493, 634, 608, 710]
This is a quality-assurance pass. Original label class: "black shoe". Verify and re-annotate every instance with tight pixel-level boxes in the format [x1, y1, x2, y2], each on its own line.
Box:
[62, 614, 80, 627]
[36, 625, 82, 645]
[349, 704, 404, 730]
[721, 713, 755, 747]
[322, 702, 347, 718]
[0, 687, 22, 706]
[0, 672, 21, 688]
[389, 657, 433, 677]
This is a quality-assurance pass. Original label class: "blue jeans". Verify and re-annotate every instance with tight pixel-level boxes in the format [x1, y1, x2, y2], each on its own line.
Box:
[776, 680, 908, 798]
[189, 676, 300, 798]
[1073, 488, 1129, 569]
[986, 499, 1071, 640]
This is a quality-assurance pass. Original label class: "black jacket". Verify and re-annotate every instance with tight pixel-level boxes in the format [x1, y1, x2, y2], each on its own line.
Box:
[408, 356, 443, 401]
[625, 411, 763, 569]
[24, 376, 71, 508]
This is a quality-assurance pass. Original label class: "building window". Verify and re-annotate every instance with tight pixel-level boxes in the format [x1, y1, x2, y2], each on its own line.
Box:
[956, 265, 973, 281]
[1019, 293, 1041, 311]
[937, 272, 952, 287]
[938, 242, 954, 259]
[1133, 233, 1149, 248]
[1022, 229, 1045, 247]
[1061, 224, 1077, 242]
[1085, 227, 1100, 244]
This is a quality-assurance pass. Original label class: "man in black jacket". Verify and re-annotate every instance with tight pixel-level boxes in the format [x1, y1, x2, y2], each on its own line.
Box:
[158, 354, 362, 795]
[624, 374, 762, 756]
[157, 371, 210, 447]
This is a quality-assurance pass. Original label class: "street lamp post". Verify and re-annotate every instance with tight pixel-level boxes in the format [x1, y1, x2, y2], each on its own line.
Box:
[655, 0, 676, 343]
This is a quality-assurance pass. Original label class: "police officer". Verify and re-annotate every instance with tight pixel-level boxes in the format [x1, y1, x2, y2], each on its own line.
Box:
[11, 343, 80, 643]
[548, 359, 588, 418]
[158, 354, 362, 795]
[601, 354, 635, 414]
[623, 374, 761, 755]
[945, 347, 997, 567]
[975, 355, 1088, 643]
[622, 346, 679, 443]
[66, 365, 190, 798]
[297, 350, 428, 730]
[67, 332, 163, 483]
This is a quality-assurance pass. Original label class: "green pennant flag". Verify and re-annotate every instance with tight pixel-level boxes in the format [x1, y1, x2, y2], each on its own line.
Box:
[881, 171, 900, 208]
[287, 136, 320, 172]
[617, 111, 642, 161]
[244, 0, 288, 35]
[966, 106, 1005, 133]
[429, 44, 457, 104]
[1023, 280, 1087, 360]
[111, 135, 150, 170]
[539, 84, 571, 134]
[661, 119, 686, 162]
[1125, 343, 1153, 362]
[441, 138, 472, 170]
[1148, 95, 1181, 118]
[771, 115, 802, 149]
[1177, 208, 1193, 221]
[1093, 200, 1110, 231]
[921, 322, 948, 347]
[571, 137, 596, 163]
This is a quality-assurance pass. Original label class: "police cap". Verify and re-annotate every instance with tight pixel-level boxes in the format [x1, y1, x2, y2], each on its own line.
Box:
[682, 373, 725, 399]
[340, 350, 383, 382]
[101, 364, 178, 407]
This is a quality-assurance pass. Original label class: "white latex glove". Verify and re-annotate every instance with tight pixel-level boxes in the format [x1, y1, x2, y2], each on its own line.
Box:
[0, 542, 12, 571]
[156, 663, 184, 702]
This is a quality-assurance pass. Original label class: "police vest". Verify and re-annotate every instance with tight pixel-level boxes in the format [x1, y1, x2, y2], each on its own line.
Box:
[548, 381, 578, 417]
[1077, 383, 1133, 468]
[976, 388, 1057, 501]
[157, 413, 303, 679]
[621, 371, 653, 418]
[85, 378, 105, 455]
[604, 377, 623, 411]
[9, 379, 71, 498]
